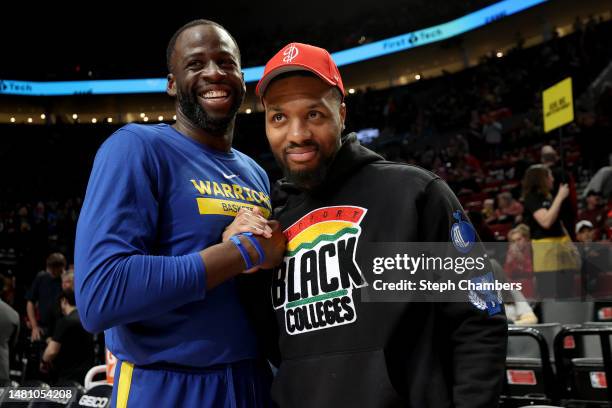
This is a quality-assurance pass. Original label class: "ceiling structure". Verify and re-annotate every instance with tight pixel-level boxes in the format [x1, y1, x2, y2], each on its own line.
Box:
[1, 0, 498, 80]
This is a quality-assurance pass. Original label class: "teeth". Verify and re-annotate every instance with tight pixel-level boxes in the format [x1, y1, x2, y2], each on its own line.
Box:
[201, 90, 228, 98]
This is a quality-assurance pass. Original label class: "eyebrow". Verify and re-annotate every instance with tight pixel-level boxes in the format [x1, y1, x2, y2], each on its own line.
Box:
[267, 102, 325, 112]
[182, 50, 237, 60]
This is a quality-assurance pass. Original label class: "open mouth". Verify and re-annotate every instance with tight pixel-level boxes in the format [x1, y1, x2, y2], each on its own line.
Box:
[199, 89, 230, 100]
[196, 87, 233, 111]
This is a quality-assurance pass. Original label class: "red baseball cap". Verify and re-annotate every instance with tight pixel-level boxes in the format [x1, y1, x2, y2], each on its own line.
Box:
[255, 42, 345, 99]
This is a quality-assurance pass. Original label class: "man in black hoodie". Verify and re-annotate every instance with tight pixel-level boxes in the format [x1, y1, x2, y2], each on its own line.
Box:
[254, 42, 507, 408]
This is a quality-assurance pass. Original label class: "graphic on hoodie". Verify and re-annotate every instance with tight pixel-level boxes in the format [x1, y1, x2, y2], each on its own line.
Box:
[272, 206, 368, 335]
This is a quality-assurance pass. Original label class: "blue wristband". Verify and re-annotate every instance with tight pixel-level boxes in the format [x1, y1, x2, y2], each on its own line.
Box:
[229, 235, 254, 270]
[240, 232, 266, 266]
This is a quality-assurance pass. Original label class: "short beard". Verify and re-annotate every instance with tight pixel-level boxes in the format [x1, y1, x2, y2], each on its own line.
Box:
[177, 87, 244, 134]
[278, 150, 335, 190]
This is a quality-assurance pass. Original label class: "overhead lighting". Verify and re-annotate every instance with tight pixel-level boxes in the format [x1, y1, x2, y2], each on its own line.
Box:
[40, 114, 46, 120]
[143, 117, 149, 122]
[10, 117, 15, 123]
[348, 88, 355, 94]
[496, 51, 503, 58]
[172, 115, 177, 121]
[245, 108, 252, 114]
[140, 112, 146, 118]
[27, 117, 33, 123]
[92, 118, 97, 123]
[158, 115, 164, 121]
[415, 74, 421, 80]
[107, 117, 113, 123]
[72, 113, 78, 120]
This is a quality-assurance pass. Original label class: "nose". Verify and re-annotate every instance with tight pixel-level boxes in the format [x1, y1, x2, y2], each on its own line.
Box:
[200, 60, 226, 82]
[286, 118, 312, 144]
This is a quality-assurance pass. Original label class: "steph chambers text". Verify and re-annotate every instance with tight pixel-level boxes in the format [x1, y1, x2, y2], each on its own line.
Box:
[372, 279, 522, 292]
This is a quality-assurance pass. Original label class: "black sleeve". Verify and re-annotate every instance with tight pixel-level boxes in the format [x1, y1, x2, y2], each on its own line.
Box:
[418, 178, 507, 408]
[237, 270, 281, 367]
[523, 192, 545, 214]
[51, 317, 69, 344]
[25, 275, 40, 303]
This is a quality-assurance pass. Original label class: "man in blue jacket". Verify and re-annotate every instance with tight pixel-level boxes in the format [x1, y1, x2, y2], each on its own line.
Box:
[75, 20, 285, 407]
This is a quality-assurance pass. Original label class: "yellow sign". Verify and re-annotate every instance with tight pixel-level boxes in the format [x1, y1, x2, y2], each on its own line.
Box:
[542, 77, 574, 133]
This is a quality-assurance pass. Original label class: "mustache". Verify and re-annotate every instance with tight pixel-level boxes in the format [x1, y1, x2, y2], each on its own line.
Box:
[284, 141, 319, 154]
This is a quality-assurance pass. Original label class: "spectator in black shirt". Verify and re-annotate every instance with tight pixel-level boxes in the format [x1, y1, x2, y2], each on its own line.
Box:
[541, 145, 577, 240]
[522, 165, 568, 239]
[40, 289, 94, 384]
[26, 253, 65, 340]
[522, 164, 577, 298]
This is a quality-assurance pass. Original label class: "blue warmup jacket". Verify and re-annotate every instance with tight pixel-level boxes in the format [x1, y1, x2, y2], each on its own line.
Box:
[74, 123, 271, 367]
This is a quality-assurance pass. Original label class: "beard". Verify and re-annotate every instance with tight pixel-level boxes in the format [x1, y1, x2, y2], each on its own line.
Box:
[276, 144, 336, 190]
[177, 86, 245, 134]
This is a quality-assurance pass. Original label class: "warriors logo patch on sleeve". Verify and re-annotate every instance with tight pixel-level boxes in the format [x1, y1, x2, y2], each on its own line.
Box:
[450, 210, 476, 254]
[271, 206, 368, 335]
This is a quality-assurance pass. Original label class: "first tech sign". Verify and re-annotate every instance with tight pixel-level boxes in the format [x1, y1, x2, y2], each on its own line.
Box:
[272, 206, 368, 335]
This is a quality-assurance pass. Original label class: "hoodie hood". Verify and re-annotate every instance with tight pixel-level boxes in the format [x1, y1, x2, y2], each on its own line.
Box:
[277, 133, 384, 197]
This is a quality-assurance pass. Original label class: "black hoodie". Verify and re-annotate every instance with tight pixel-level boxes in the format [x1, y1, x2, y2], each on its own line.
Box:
[260, 134, 507, 408]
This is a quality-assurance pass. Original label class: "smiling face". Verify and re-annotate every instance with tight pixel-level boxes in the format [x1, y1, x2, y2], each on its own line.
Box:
[263, 74, 345, 189]
[167, 24, 245, 134]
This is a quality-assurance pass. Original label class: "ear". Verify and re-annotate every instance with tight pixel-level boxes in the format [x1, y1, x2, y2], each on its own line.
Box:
[339, 102, 347, 130]
[167, 73, 176, 97]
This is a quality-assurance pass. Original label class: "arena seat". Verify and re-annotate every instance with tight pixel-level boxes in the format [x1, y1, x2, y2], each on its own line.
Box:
[501, 181, 520, 192]
[593, 273, 612, 299]
[554, 325, 612, 405]
[489, 223, 513, 241]
[502, 326, 557, 407]
[541, 301, 594, 325]
[69, 384, 112, 408]
[22, 381, 85, 408]
[508, 324, 561, 360]
[28, 384, 84, 408]
[464, 200, 484, 212]
[0, 380, 17, 407]
[83, 365, 107, 391]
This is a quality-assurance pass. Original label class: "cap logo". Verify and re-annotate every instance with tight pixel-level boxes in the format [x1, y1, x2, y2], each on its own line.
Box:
[282, 45, 299, 63]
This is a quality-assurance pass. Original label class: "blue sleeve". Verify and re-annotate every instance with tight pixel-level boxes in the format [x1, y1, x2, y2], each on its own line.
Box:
[74, 128, 206, 333]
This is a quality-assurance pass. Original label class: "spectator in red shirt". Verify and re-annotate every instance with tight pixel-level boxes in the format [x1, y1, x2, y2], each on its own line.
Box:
[504, 224, 534, 299]
[496, 192, 524, 223]
[578, 191, 607, 240]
